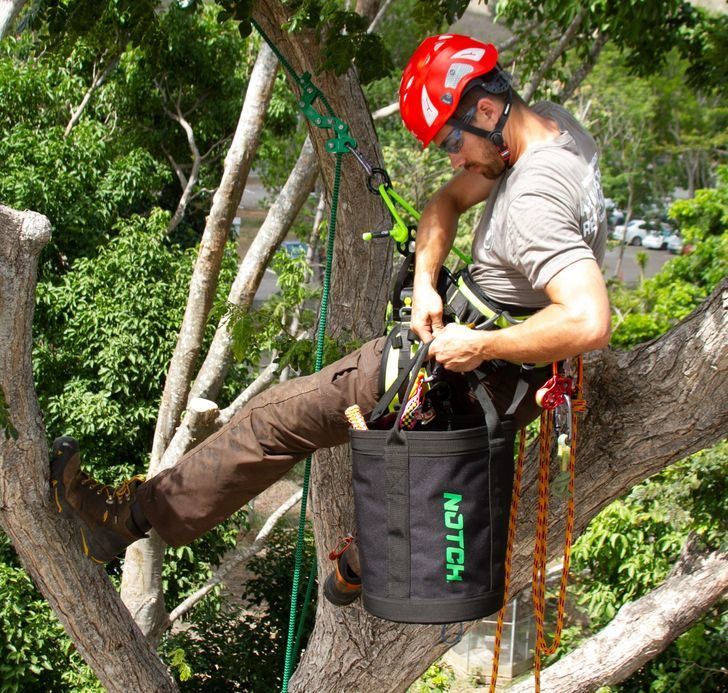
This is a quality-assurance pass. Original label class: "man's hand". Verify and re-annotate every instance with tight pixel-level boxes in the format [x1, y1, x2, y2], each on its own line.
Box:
[411, 283, 445, 343]
[428, 323, 486, 372]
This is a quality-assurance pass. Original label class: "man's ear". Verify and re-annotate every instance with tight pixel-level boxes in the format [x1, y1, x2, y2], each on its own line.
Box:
[476, 96, 500, 129]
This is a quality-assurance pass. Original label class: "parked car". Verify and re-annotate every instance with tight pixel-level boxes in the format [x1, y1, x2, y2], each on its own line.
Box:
[642, 223, 676, 250]
[611, 219, 648, 246]
[281, 240, 310, 258]
[667, 233, 684, 254]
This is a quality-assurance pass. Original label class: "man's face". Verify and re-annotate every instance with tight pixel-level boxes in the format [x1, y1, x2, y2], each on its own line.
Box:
[433, 105, 507, 179]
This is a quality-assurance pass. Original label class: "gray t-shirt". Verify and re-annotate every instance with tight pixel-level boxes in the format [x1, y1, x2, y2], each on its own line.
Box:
[469, 101, 607, 309]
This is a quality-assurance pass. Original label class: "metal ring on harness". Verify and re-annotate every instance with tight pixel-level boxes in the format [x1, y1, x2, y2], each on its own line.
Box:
[367, 167, 392, 194]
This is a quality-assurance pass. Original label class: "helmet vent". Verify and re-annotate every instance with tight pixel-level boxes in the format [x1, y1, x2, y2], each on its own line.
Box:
[451, 48, 485, 61]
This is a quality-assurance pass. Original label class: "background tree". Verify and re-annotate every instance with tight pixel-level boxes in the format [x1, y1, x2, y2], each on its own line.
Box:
[0, 0, 726, 690]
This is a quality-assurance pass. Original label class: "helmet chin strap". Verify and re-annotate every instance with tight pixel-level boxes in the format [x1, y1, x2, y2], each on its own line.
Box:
[447, 88, 513, 163]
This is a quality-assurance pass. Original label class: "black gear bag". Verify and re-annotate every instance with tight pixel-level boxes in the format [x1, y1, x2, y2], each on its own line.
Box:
[350, 343, 516, 624]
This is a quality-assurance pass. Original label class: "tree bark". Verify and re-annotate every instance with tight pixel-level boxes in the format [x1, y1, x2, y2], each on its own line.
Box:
[121, 42, 279, 635]
[509, 538, 728, 693]
[0, 205, 177, 692]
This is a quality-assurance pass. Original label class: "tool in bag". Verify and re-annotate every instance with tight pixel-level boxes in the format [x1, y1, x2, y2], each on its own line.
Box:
[323, 534, 362, 607]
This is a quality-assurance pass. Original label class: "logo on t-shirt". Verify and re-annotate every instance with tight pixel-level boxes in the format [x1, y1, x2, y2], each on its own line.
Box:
[580, 154, 605, 240]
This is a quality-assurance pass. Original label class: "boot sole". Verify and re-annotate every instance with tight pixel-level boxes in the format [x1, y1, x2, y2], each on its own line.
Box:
[323, 572, 361, 606]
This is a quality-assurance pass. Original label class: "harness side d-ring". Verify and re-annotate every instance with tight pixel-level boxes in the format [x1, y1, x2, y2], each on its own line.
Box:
[367, 167, 391, 194]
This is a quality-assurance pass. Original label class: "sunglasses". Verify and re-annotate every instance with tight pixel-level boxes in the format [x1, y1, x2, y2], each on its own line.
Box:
[438, 106, 477, 154]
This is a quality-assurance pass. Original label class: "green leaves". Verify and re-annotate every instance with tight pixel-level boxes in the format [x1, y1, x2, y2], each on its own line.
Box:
[610, 167, 727, 349]
[161, 524, 317, 691]
[0, 559, 101, 690]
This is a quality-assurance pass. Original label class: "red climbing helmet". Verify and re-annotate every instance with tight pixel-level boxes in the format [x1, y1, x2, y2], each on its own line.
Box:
[400, 34, 500, 147]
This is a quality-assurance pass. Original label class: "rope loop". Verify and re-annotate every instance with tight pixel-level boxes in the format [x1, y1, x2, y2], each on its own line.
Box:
[489, 355, 584, 693]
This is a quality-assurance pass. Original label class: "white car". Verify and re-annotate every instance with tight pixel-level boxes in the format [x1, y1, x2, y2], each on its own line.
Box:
[642, 231, 666, 249]
[667, 233, 684, 254]
[611, 219, 648, 246]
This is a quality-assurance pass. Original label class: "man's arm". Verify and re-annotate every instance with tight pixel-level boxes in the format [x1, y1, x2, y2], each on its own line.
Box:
[412, 170, 496, 342]
[427, 258, 611, 370]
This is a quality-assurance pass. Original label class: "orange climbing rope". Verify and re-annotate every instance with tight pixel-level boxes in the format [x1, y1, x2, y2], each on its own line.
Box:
[489, 356, 585, 693]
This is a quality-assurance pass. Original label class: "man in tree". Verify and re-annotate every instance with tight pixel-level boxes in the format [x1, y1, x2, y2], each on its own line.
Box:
[51, 34, 610, 565]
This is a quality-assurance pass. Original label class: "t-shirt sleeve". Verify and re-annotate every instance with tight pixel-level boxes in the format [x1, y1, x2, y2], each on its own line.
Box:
[505, 191, 597, 291]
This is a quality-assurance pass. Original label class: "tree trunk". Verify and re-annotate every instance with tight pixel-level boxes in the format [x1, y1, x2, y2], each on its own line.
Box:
[509, 538, 728, 693]
[0, 205, 177, 692]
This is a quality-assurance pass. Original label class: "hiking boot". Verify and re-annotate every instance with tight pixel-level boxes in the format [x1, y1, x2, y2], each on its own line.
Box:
[50, 436, 150, 563]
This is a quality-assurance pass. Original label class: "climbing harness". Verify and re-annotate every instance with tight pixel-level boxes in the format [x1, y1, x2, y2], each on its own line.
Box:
[489, 356, 585, 693]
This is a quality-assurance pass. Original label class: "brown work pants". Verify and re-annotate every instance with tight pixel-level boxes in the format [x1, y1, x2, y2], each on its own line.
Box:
[136, 337, 546, 547]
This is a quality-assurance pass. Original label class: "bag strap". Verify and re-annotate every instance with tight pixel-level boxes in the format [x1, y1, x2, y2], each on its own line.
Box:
[370, 343, 427, 423]
[376, 342, 506, 446]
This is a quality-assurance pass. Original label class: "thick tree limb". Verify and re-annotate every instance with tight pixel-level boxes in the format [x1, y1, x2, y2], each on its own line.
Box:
[148, 42, 277, 476]
[509, 538, 728, 693]
[164, 488, 303, 628]
[121, 42, 278, 635]
[522, 7, 587, 102]
[0, 205, 177, 692]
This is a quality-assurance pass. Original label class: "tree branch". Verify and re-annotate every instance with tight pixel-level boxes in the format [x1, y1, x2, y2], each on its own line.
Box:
[148, 42, 278, 473]
[186, 136, 318, 405]
[366, 0, 393, 33]
[164, 488, 303, 628]
[165, 100, 203, 233]
[372, 101, 399, 120]
[64, 55, 119, 137]
[120, 42, 279, 636]
[522, 7, 587, 102]
[508, 538, 728, 692]
[0, 205, 177, 691]
[557, 30, 608, 104]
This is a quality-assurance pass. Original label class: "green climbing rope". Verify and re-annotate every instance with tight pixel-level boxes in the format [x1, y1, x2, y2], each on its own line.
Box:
[280, 153, 343, 693]
[250, 19, 450, 691]
[249, 21, 351, 691]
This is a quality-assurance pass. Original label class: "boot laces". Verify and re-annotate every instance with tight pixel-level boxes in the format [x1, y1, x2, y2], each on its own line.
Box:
[80, 474, 146, 505]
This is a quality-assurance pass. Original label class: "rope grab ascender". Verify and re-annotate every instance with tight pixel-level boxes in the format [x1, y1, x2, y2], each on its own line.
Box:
[250, 21, 586, 693]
